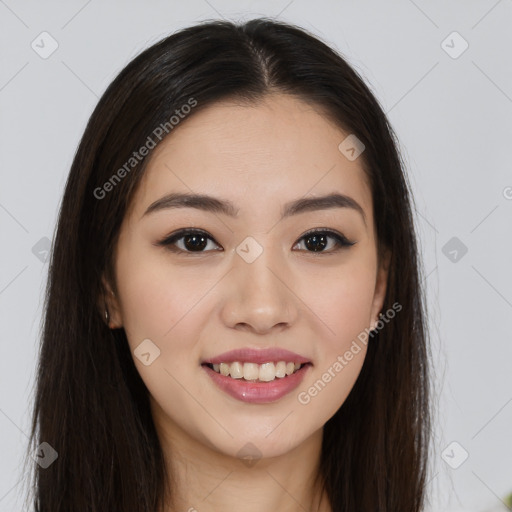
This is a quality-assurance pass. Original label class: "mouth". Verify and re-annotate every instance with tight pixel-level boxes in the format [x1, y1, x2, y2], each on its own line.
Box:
[201, 360, 313, 404]
[202, 361, 312, 383]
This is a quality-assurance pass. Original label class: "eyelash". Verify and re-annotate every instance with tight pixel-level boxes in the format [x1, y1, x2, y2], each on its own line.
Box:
[155, 227, 356, 255]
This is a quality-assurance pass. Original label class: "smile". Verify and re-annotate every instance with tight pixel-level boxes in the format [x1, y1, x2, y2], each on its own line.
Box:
[201, 362, 312, 404]
[205, 361, 304, 382]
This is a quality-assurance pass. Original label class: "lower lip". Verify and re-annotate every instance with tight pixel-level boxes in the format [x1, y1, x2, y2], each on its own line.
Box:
[202, 363, 312, 404]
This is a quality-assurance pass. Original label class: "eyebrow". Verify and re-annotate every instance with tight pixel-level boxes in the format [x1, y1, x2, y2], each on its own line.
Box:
[142, 191, 367, 226]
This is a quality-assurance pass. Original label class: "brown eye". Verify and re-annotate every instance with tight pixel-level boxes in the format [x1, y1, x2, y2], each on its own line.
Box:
[156, 229, 222, 253]
[156, 228, 355, 255]
[293, 229, 355, 253]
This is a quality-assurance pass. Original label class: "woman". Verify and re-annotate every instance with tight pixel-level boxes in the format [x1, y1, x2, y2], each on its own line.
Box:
[25, 17, 432, 511]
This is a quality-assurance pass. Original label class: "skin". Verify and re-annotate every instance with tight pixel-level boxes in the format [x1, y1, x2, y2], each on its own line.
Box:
[104, 93, 389, 512]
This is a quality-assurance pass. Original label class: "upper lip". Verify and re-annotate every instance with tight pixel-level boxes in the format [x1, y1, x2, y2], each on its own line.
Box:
[202, 348, 311, 365]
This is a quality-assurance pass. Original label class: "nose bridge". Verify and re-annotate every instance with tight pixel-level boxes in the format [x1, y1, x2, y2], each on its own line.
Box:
[222, 235, 296, 331]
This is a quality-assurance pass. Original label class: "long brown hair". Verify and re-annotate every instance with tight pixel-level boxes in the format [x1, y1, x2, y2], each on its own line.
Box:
[24, 17, 432, 511]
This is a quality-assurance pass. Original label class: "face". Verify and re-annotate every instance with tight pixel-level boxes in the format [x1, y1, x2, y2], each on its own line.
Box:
[105, 93, 388, 460]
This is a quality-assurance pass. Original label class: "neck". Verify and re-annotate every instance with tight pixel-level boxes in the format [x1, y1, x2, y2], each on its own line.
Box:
[154, 409, 331, 512]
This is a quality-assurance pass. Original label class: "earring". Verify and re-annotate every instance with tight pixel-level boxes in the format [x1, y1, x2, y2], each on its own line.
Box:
[104, 289, 115, 327]
[370, 312, 382, 332]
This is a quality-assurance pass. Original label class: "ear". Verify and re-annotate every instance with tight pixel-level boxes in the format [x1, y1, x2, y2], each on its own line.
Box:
[100, 275, 123, 329]
[369, 248, 391, 330]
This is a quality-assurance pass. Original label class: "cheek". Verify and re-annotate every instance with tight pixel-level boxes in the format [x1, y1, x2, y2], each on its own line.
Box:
[296, 256, 377, 348]
[114, 252, 213, 418]
[328, 275, 374, 343]
[115, 246, 210, 347]
[291, 257, 376, 414]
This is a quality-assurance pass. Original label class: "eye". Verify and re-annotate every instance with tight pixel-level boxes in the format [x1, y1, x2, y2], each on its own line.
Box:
[155, 228, 356, 255]
[155, 228, 222, 254]
[293, 228, 356, 254]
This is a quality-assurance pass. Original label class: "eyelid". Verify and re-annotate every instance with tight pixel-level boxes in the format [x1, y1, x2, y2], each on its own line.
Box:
[155, 228, 222, 253]
[155, 227, 356, 254]
[299, 227, 355, 246]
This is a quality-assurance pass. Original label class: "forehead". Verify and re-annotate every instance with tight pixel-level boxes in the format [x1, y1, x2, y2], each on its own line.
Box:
[129, 93, 373, 225]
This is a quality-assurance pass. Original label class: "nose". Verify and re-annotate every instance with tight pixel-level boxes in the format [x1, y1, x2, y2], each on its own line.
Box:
[220, 244, 299, 334]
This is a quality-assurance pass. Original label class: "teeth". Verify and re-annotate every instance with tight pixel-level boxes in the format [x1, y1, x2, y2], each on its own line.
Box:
[208, 360, 305, 381]
[243, 363, 259, 381]
[259, 362, 275, 382]
[275, 361, 286, 378]
[230, 361, 244, 379]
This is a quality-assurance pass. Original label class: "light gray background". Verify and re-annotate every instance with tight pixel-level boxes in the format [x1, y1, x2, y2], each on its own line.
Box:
[1, 1, 511, 511]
